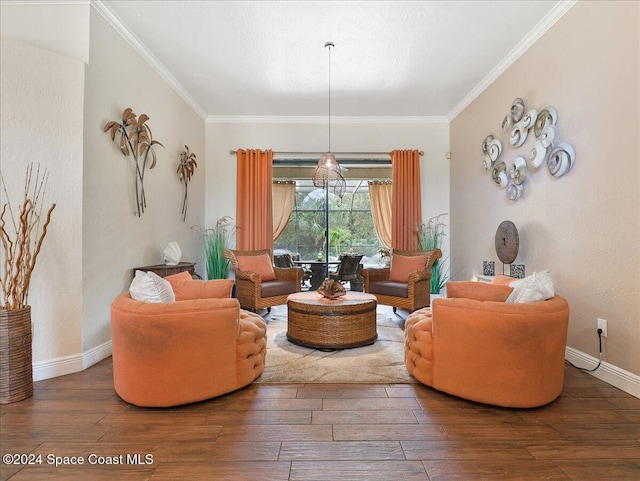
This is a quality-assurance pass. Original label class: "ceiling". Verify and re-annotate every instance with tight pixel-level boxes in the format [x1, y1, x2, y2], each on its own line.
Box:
[100, 0, 570, 120]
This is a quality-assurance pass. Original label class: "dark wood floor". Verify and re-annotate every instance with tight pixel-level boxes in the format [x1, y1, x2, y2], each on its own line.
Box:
[1, 358, 638, 480]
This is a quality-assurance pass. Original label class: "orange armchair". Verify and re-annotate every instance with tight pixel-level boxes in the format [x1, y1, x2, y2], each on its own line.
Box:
[111, 288, 266, 407]
[111, 293, 267, 407]
[404, 282, 570, 408]
[224, 248, 304, 312]
[362, 249, 442, 312]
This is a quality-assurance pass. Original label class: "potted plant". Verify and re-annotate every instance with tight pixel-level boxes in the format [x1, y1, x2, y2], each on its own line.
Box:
[193, 216, 234, 280]
[417, 213, 449, 296]
[0, 164, 56, 404]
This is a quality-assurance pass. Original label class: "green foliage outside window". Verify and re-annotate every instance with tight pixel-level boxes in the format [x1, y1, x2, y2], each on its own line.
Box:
[275, 183, 382, 260]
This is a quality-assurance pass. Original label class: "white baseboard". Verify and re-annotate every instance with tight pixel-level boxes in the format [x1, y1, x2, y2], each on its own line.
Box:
[82, 340, 113, 370]
[565, 346, 640, 398]
[32, 341, 112, 382]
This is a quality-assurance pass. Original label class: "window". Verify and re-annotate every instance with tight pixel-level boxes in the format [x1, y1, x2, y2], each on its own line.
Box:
[273, 158, 391, 261]
[275, 179, 384, 261]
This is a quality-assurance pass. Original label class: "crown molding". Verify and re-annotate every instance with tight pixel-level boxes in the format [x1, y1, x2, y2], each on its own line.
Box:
[206, 115, 449, 124]
[0, 0, 89, 4]
[90, 0, 207, 121]
[447, 0, 578, 122]
[9, 0, 576, 124]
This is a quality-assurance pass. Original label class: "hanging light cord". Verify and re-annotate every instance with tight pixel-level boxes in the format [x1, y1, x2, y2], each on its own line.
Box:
[325, 41, 334, 152]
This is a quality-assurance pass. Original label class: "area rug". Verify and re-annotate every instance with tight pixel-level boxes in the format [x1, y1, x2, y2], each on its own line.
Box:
[256, 305, 416, 384]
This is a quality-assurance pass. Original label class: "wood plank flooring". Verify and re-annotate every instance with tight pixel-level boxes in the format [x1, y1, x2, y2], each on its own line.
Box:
[1, 358, 639, 480]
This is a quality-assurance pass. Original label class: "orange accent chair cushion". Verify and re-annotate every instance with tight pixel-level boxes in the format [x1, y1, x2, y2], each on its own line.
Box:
[236, 253, 277, 281]
[165, 271, 192, 282]
[389, 253, 428, 282]
[446, 281, 513, 302]
[491, 274, 515, 285]
[165, 272, 234, 300]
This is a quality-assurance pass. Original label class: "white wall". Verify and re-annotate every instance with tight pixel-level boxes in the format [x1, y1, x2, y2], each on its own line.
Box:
[1, 37, 84, 364]
[450, 1, 639, 385]
[0, 3, 90, 63]
[82, 8, 206, 353]
[1, 3, 206, 378]
[205, 119, 450, 256]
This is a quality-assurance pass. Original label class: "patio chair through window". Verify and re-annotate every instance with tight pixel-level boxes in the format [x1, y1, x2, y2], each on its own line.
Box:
[329, 254, 364, 291]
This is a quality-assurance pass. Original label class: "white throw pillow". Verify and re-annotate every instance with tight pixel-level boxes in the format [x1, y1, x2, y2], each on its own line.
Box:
[506, 270, 554, 303]
[129, 270, 175, 303]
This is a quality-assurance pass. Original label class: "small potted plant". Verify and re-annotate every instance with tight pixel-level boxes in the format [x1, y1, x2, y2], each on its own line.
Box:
[417, 213, 449, 296]
[0, 164, 56, 404]
[193, 217, 234, 280]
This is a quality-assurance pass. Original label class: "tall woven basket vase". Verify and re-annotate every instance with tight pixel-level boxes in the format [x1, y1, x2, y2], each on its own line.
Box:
[0, 306, 33, 404]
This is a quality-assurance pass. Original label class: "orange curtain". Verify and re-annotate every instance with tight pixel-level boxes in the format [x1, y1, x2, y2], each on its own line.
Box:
[391, 149, 422, 251]
[236, 149, 273, 251]
[368, 180, 392, 248]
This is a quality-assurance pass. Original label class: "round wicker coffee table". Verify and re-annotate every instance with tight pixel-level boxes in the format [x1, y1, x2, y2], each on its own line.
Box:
[286, 291, 378, 350]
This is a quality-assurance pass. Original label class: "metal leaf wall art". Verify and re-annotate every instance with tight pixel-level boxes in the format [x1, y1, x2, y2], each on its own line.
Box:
[104, 108, 164, 217]
[177, 145, 198, 221]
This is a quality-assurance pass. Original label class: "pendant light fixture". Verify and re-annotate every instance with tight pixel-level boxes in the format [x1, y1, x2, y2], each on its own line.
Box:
[312, 41, 346, 279]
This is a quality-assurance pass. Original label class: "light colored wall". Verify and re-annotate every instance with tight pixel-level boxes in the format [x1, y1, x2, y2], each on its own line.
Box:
[83, 8, 206, 352]
[1, 3, 205, 377]
[0, 3, 90, 63]
[0, 37, 84, 364]
[450, 1, 639, 378]
[205, 119, 451, 260]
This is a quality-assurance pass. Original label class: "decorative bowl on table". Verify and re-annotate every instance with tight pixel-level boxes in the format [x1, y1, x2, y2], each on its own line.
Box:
[318, 279, 346, 299]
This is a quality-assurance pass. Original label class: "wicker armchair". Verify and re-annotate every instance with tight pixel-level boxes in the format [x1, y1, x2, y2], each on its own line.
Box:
[362, 248, 442, 312]
[224, 248, 304, 312]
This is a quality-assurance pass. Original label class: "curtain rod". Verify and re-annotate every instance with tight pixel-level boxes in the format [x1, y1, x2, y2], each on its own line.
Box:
[229, 150, 423, 156]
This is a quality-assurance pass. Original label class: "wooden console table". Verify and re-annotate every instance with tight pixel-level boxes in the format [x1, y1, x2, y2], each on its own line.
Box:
[132, 262, 200, 279]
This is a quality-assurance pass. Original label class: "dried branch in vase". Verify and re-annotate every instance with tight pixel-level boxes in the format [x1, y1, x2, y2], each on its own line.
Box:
[104, 108, 164, 217]
[1, 164, 56, 310]
[177, 145, 197, 221]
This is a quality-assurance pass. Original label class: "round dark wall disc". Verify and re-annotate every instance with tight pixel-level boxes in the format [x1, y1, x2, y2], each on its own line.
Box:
[495, 221, 519, 264]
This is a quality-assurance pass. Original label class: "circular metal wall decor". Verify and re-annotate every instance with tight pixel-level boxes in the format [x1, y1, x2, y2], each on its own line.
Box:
[509, 156, 528, 185]
[501, 114, 512, 133]
[510, 98, 525, 123]
[506, 182, 523, 201]
[540, 124, 556, 148]
[547, 142, 576, 177]
[534, 106, 558, 138]
[509, 123, 528, 147]
[522, 108, 538, 129]
[495, 220, 519, 265]
[482, 99, 575, 201]
[488, 138, 502, 162]
[491, 162, 508, 187]
[529, 140, 548, 168]
[481, 135, 494, 154]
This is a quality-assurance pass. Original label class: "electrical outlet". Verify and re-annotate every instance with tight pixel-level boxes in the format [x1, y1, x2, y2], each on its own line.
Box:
[597, 318, 608, 338]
